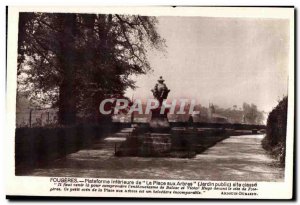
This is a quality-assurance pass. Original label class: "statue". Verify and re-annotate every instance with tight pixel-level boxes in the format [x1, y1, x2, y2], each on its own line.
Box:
[116, 76, 172, 157]
[151, 76, 170, 105]
[149, 76, 170, 132]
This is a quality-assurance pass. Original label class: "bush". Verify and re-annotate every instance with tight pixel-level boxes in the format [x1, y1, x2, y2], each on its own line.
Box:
[262, 97, 288, 166]
[15, 123, 116, 174]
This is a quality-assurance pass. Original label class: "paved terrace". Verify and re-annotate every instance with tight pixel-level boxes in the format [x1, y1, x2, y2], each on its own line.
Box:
[28, 128, 284, 181]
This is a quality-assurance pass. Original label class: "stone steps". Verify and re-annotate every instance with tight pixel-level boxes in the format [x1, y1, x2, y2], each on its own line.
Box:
[94, 128, 132, 150]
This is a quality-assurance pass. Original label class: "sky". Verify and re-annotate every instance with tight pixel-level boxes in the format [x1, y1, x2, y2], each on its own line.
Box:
[125, 16, 290, 113]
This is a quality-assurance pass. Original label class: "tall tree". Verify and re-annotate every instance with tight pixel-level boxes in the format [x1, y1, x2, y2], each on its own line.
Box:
[242, 103, 264, 124]
[17, 12, 165, 125]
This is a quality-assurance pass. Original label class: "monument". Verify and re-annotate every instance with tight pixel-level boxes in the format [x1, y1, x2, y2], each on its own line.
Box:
[149, 76, 171, 132]
[116, 76, 172, 157]
[115, 76, 230, 158]
[141, 76, 172, 156]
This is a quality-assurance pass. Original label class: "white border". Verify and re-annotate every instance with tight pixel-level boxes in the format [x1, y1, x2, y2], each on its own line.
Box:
[5, 6, 295, 199]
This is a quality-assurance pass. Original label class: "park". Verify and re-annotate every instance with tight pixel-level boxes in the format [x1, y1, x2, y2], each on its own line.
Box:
[15, 11, 288, 183]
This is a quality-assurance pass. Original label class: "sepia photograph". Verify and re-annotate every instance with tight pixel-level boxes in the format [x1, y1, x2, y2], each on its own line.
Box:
[6, 6, 294, 199]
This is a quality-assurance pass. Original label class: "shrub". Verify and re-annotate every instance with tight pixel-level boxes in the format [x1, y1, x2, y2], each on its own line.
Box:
[15, 123, 115, 174]
[262, 97, 288, 166]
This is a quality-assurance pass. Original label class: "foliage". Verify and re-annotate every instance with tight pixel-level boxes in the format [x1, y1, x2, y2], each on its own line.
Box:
[242, 103, 265, 124]
[15, 123, 117, 174]
[262, 97, 288, 166]
[17, 12, 165, 124]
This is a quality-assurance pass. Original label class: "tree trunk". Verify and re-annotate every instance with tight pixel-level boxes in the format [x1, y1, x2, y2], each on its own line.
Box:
[57, 14, 77, 125]
[58, 79, 76, 125]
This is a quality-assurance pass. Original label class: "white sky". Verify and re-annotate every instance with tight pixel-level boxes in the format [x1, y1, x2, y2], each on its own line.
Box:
[126, 16, 290, 113]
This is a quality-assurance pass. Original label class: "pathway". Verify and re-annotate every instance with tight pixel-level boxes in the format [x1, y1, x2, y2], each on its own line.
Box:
[27, 130, 284, 181]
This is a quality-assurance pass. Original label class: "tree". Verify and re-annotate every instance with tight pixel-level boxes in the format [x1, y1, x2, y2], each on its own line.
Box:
[242, 103, 264, 124]
[17, 12, 165, 125]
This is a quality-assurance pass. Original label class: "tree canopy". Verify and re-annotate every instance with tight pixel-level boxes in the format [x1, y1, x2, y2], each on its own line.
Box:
[242, 103, 265, 124]
[17, 12, 165, 124]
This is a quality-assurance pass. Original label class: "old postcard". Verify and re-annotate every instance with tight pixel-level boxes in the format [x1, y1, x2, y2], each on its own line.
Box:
[6, 6, 294, 199]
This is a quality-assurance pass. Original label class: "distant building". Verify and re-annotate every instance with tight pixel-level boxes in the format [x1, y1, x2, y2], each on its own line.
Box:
[208, 103, 229, 123]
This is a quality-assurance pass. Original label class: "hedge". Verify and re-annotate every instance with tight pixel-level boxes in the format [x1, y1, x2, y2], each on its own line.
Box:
[262, 97, 288, 166]
[15, 123, 116, 175]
